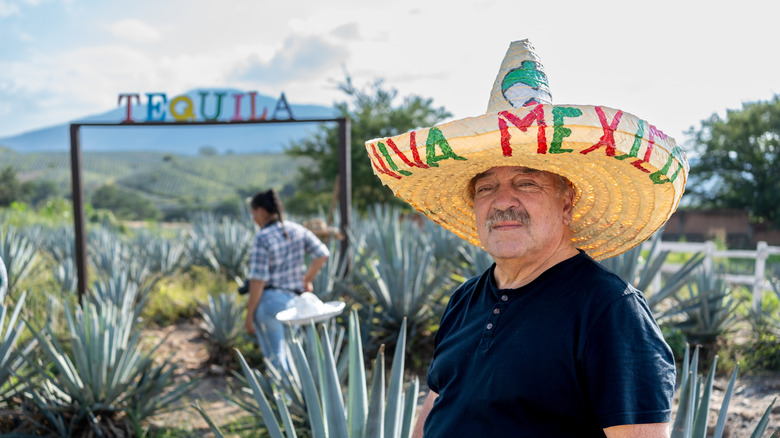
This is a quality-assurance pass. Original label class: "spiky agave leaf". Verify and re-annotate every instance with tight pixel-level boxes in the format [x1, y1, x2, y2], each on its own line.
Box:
[18, 298, 194, 434]
[749, 397, 777, 438]
[198, 292, 246, 366]
[232, 310, 418, 438]
[0, 226, 40, 294]
[672, 346, 778, 438]
[348, 309, 368, 438]
[0, 289, 35, 407]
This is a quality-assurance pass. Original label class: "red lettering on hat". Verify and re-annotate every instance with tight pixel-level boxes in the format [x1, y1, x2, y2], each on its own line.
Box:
[642, 123, 666, 162]
[369, 143, 402, 179]
[408, 132, 428, 168]
[377, 141, 413, 176]
[580, 107, 623, 156]
[498, 105, 547, 156]
[387, 136, 429, 169]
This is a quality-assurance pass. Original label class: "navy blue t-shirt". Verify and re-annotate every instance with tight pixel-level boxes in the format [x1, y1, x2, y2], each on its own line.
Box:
[425, 251, 675, 437]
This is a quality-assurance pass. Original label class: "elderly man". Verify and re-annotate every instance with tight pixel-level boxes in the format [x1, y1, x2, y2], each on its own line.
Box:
[364, 40, 687, 437]
[414, 166, 674, 437]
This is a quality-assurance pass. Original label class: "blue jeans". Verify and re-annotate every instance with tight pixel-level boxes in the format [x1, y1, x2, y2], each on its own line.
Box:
[253, 288, 297, 372]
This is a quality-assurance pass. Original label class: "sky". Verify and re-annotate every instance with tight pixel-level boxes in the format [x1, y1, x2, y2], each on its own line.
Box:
[1, 0, 779, 149]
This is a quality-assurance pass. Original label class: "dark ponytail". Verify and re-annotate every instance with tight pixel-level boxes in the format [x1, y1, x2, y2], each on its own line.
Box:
[250, 189, 289, 239]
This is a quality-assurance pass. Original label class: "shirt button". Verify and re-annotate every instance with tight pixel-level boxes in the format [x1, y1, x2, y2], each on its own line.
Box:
[501, 295, 508, 301]
[487, 323, 494, 330]
[493, 308, 500, 314]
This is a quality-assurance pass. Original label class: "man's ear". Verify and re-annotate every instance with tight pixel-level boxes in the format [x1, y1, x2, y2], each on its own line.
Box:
[561, 187, 575, 226]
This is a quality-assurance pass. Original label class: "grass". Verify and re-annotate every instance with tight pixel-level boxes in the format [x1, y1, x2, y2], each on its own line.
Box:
[141, 266, 227, 326]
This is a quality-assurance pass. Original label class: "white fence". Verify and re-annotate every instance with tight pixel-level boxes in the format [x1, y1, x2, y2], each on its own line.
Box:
[656, 240, 780, 310]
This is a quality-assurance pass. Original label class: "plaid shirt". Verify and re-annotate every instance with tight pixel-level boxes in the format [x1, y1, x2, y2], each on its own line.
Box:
[249, 220, 329, 291]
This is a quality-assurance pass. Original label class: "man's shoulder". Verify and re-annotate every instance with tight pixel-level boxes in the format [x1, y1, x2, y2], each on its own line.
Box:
[564, 254, 639, 303]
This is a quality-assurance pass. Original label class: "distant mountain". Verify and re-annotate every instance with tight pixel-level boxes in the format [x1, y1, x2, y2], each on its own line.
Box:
[0, 89, 338, 155]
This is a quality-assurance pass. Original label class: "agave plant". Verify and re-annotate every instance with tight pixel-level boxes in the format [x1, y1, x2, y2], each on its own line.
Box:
[225, 318, 348, 434]
[199, 310, 418, 438]
[597, 231, 705, 312]
[90, 269, 148, 321]
[15, 298, 196, 437]
[747, 277, 780, 336]
[88, 225, 127, 278]
[37, 226, 79, 295]
[198, 292, 246, 366]
[52, 256, 79, 296]
[421, 217, 468, 270]
[0, 226, 40, 294]
[347, 206, 452, 353]
[672, 345, 777, 438]
[658, 265, 742, 366]
[0, 256, 35, 409]
[128, 229, 186, 277]
[312, 239, 349, 302]
[88, 226, 160, 296]
[39, 225, 75, 263]
[455, 244, 495, 280]
[189, 212, 253, 281]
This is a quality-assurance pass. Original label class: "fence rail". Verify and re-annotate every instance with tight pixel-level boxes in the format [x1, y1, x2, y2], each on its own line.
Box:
[655, 240, 780, 310]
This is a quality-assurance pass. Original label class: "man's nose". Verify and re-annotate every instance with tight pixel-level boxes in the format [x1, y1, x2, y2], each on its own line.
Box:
[492, 184, 520, 209]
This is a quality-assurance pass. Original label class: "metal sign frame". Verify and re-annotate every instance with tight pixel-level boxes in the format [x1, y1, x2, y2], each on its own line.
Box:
[69, 117, 351, 301]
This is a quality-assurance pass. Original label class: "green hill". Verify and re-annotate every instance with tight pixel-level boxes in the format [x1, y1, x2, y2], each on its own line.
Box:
[0, 149, 310, 214]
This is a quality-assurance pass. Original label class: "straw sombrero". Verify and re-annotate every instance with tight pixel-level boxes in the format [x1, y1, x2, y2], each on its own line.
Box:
[364, 39, 688, 260]
[276, 292, 346, 325]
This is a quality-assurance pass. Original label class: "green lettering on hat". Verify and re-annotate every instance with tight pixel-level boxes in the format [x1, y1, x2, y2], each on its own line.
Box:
[616, 120, 644, 161]
[550, 107, 581, 154]
[426, 127, 466, 167]
[649, 145, 685, 184]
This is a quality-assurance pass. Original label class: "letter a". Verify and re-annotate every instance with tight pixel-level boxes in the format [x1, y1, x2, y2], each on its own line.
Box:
[425, 127, 466, 167]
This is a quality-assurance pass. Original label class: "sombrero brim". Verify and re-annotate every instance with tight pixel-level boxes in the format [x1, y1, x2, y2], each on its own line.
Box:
[276, 301, 346, 325]
[365, 104, 688, 260]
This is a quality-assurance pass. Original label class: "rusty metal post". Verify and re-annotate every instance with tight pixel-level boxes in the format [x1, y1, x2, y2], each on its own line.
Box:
[338, 117, 351, 268]
[69, 124, 88, 303]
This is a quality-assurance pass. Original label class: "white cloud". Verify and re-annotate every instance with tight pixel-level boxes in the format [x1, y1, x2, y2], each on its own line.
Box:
[0, 0, 20, 17]
[104, 18, 161, 43]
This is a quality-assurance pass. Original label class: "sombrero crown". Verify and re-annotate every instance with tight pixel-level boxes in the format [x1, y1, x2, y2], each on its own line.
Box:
[364, 39, 688, 260]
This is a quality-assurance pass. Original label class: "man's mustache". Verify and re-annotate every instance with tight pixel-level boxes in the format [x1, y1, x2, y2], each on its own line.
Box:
[486, 208, 530, 231]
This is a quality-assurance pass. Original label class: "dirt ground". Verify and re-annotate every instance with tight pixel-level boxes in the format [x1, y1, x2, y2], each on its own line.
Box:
[144, 320, 780, 437]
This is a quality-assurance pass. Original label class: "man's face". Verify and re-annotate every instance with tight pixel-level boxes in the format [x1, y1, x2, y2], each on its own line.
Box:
[472, 166, 574, 261]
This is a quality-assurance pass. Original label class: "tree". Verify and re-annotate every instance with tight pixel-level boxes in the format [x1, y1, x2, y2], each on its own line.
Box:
[0, 166, 22, 206]
[199, 146, 217, 156]
[21, 179, 61, 207]
[285, 78, 452, 214]
[91, 183, 161, 221]
[687, 95, 780, 225]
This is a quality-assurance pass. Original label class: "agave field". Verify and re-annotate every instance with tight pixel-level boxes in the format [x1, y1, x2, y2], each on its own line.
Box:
[0, 204, 779, 436]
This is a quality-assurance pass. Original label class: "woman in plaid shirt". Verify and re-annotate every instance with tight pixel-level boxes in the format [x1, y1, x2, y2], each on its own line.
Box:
[244, 189, 330, 371]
